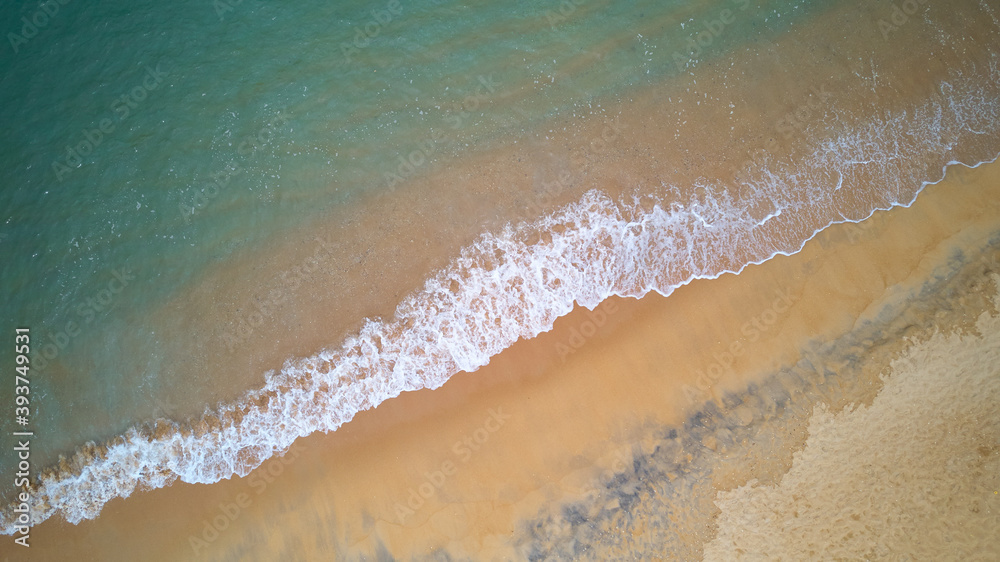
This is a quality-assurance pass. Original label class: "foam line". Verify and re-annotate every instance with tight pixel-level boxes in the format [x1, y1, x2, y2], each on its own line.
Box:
[2, 59, 999, 534]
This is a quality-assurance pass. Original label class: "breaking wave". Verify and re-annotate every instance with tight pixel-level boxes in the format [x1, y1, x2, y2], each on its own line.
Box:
[2, 59, 999, 534]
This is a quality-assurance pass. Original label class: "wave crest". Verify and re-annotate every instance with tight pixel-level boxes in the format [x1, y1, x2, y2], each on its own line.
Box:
[3, 59, 999, 534]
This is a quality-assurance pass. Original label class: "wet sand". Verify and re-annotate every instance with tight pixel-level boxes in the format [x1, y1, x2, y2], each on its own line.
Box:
[4, 0, 1000, 558]
[9, 147, 1000, 560]
[705, 286, 1000, 560]
[112, 0, 999, 431]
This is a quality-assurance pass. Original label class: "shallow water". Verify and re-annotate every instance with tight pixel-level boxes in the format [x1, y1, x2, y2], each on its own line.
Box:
[0, 0, 828, 472]
[1, 0, 999, 555]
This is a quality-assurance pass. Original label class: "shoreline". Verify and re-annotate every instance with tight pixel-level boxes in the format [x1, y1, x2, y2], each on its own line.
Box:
[114, 0, 1000, 433]
[3, 0, 1000, 548]
[2, 0, 1000, 558]
[6, 149, 1000, 559]
[5, 35, 1000, 537]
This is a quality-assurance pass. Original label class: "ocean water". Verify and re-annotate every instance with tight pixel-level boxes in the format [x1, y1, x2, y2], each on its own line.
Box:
[1, 0, 999, 538]
[0, 0, 818, 472]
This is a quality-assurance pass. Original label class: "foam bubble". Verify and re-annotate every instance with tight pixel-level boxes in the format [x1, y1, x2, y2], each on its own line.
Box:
[2, 58, 1000, 534]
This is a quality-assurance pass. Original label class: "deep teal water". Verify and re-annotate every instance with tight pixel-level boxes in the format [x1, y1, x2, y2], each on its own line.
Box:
[0, 0, 826, 482]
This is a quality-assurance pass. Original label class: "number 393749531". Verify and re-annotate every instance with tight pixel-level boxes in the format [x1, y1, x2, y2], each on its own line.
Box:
[14, 329, 30, 424]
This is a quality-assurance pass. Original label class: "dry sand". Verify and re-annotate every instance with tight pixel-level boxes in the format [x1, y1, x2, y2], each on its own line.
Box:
[705, 282, 1000, 560]
[5, 0, 999, 558]
[9, 146, 1000, 562]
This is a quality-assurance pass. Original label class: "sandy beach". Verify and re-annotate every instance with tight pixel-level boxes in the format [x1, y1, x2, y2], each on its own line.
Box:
[107, 0, 1000, 434]
[2, 0, 999, 559]
[9, 148, 1000, 560]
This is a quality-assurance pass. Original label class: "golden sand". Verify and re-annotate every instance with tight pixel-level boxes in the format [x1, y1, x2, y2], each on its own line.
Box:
[6, 0, 1000, 558]
[10, 147, 1000, 561]
[705, 284, 1000, 560]
[117, 0, 999, 426]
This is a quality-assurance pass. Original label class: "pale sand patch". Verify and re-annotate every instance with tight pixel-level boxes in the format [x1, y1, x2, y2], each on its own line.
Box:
[705, 279, 1000, 561]
[6, 0, 1000, 555]
[8, 146, 1000, 561]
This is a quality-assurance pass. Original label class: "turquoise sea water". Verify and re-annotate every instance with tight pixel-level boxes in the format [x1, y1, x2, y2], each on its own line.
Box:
[1, 0, 999, 535]
[0, 0, 818, 475]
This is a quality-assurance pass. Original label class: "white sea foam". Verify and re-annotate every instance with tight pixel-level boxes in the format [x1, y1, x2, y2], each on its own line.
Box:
[1, 60, 999, 534]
